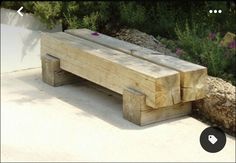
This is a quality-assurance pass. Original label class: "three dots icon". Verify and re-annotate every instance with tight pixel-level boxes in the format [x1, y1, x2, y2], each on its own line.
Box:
[209, 9, 222, 14]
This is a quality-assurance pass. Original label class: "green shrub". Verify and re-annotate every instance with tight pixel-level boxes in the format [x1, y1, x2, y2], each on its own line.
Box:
[119, 2, 146, 28]
[175, 22, 236, 84]
[1, 1, 235, 38]
[1, 1, 115, 31]
[175, 23, 206, 63]
[81, 12, 99, 31]
[33, 2, 62, 29]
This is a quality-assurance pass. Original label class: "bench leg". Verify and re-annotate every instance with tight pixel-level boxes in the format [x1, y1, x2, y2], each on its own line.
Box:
[123, 88, 192, 126]
[41, 54, 79, 86]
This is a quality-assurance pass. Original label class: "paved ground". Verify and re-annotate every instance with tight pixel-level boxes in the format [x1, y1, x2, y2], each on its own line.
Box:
[1, 68, 235, 162]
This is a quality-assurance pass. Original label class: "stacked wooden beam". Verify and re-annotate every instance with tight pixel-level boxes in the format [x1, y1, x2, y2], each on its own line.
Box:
[41, 29, 207, 126]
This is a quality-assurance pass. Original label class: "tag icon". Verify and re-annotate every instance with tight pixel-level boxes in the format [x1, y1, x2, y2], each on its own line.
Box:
[208, 135, 218, 144]
[200, 127, 226, 153]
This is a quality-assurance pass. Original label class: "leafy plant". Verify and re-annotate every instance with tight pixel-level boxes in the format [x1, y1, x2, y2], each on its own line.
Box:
[175, 22, 236, 84]
[33, 2, 62, 29]
[1, 1, 236, 38]
[119, 2, 146, 28]
[81, 12, 99, 31]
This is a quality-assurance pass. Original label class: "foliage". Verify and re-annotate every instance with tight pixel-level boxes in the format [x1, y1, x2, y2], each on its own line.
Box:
[33, 2, 62, 29]
[1, 1, 116, 31]
[119, 2, 146, 29]
[175, 22, 236, 84]
[1, 1, 236, 38]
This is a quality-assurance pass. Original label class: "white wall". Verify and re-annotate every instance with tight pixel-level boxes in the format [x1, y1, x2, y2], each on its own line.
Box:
[1, 8, 62, 73]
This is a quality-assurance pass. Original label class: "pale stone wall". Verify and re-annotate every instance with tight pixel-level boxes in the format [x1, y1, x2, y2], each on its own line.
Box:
[1, 8, 62, 73]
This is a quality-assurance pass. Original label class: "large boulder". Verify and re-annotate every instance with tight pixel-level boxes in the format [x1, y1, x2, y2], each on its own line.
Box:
[193, 76, 236, 134]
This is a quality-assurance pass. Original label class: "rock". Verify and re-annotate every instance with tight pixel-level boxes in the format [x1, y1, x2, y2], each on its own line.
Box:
[220, 32, 236, 47]
[115, 28, 178, 57]
[193, 76, 236, 134]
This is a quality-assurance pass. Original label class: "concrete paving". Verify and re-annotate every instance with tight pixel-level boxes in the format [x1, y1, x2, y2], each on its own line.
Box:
[1, 68, 235, 162]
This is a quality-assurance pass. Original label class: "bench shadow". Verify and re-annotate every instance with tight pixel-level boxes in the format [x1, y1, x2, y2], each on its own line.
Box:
[13, 68, 191, 130]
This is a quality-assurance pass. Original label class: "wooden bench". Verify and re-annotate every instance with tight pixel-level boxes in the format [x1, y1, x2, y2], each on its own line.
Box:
[65, 29, 207, 102]
[41, 29, 207, 126]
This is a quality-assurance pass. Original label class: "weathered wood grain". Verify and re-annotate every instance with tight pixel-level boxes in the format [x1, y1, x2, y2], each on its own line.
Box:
[41, 54, 79, 86]
[65, 29, 207, 102]
[123, 88, 191, 126]
[41, 32, 181, 108]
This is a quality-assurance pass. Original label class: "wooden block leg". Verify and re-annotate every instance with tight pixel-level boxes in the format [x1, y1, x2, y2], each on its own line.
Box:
[41, 54, 79, 86]
[123, 88, 145, 125]
[123, 88, 192, 126]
